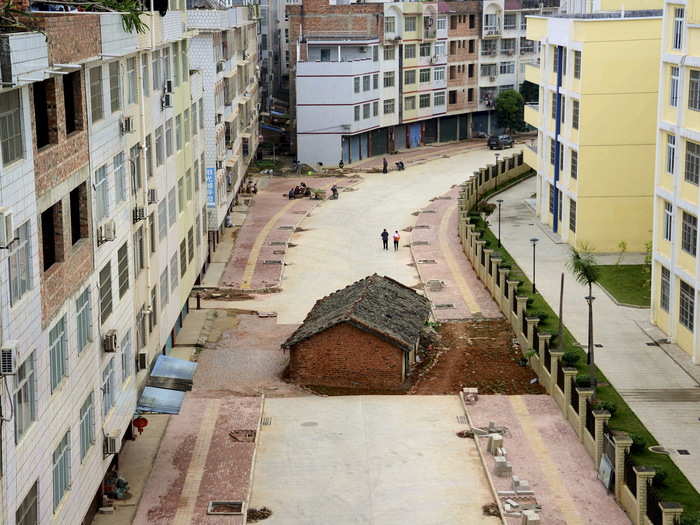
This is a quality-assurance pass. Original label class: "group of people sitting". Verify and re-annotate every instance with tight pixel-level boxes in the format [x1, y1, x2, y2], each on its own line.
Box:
[288, 182, 312, 199]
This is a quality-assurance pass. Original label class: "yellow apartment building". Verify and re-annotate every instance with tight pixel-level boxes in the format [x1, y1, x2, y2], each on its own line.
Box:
[523, 8, 662, 253]
[651, 0, 700, 363]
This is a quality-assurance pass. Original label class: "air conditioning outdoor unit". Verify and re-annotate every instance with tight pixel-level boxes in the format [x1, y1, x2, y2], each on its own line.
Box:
[103, 330, 118, 352]
[137, 351, 148, 371]
[0, 341, 18, 376]
[104, 435, 121, 455]
[132, 207, 146, 223]
[216, 160, 223, 170]
[148, 189, 158, 204]
[0, 207, 14, 248]
[216, 113, 223, 124]
[120, 116, 135, 135]
[162, 94, 173, 109]
[165, 80, 174, 93]
[97, 220, 116, 245]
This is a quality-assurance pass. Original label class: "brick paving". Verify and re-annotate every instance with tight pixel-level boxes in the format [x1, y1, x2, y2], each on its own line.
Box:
[349, 139, 486, 171]
[219, 176, 346, 289]
[468, 395, 631, 525]
[411, 185, 502, 321]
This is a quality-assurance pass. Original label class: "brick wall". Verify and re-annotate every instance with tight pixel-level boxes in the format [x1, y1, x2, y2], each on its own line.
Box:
[288, 323, 407, 389]
[34, 13, 101, 64]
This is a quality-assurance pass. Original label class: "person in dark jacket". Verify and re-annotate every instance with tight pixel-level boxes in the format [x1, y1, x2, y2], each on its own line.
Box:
[382, 157, 388, 174]
[381, 229, 389, 250]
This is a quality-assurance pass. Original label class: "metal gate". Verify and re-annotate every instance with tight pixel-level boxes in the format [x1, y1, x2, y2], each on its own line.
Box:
[439, 116, 458, 142]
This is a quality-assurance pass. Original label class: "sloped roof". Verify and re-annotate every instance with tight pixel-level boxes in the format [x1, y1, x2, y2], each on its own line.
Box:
[282, 274, 431, 353]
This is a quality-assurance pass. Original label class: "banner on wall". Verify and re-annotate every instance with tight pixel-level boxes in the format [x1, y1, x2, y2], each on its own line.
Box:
[206, 168, 216, 206]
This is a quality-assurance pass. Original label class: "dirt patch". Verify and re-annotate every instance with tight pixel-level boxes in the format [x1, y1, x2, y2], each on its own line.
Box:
[247, 507, 273, 522]
[410, 320, 544, 395]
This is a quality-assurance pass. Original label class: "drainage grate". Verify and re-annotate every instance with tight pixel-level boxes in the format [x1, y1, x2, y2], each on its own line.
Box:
[207, 501, 244, 515]
[229, 430, 256, 442]
[412, 241, 430, 246]
[278, 225, 294, 230]
[272, 250, 286, 255]
[456, 415, 468, 425]
[418, 259, 437, 264]
[427, 280, 444, 291]
[414, 225, 431, 229]
[262, 417, 272, 426]
[421, 210, 437, 214]
[263, 260, 282, 265]
[270, 241, 286, 246]
[678, 449, 690, 455]
[435, 303, 455, 309]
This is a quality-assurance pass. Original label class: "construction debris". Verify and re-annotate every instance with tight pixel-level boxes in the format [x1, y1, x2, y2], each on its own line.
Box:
[482, 502, 500, 517]
[247, 507, 273, 522]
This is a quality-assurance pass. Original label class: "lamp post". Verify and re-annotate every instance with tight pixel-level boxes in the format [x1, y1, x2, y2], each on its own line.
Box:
[530, 237, 539, 293]
[496, 199, 503, 247]
[494, 152, 500, 192]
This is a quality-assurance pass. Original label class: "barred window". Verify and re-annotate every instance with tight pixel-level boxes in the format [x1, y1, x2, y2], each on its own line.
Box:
[9, 221, 32, 305]
[52, 431, 71, 511]
[571, 150, 578, 179]
[680, 280, 695, 331]
[79, 393, 95, 461]
[689, 70, 700, 111]
[664, 201, 673, 241]
[682, 211, 697, 255]
[569, 199, 576, 232]
[686, 140, 700, 184]
[49, 315, 67, 393]
[117, 242, 129, 297]
[572, 100, 579, 129]
[76, 287, 92, 352]
[99, 262, 112, 322]
[670, 66, 679, 107]
[0, 89, 24, 165]
[13, 352, 36, 443]
[668, 134, 676, 174]
[660, 266, 670, 312]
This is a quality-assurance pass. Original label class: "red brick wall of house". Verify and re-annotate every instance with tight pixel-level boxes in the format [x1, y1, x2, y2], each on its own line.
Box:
[444, 2, 480, 115]
[288, 323, 407, 389]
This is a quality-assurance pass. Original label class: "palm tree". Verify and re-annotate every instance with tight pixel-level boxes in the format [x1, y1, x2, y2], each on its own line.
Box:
[567, 247, 600, 380]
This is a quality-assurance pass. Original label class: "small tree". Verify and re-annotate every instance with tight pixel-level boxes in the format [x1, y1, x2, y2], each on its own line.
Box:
[495, 89, 525, 133]
[567, 247, 600, 383]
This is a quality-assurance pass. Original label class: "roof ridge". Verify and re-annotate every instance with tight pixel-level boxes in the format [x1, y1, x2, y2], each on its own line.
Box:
[347, 274, 376, 316]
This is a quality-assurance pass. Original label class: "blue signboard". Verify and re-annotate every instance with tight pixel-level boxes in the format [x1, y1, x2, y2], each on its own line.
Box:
[206, 167, 216, 206]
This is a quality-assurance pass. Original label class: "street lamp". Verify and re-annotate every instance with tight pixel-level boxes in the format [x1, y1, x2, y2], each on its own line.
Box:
[494, 152, 500, 192]
[496, 199, 503, 247]
[530, 237, 539, 293]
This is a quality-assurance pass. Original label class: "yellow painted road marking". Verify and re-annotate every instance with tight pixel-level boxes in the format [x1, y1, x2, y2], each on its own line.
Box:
[509, 396, 584, 525]
[172, 400, 221, 525]
[439, 204, 481, 314]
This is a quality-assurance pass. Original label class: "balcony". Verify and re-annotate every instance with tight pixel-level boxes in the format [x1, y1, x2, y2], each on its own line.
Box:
[483, 25, 501, 38]
[525, 63, 540, 85]
[523, 141, 538, 170]
[0, 32, 48, 86]
[524, 103, 540, 128]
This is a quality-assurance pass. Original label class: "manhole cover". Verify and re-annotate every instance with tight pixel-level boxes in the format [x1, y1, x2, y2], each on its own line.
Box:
[418, 259, 437, 264]
[414, 225, 431, 229]
[435, 304, 455, 309]
[412, 241, 430, 246]
[270, 241, 286, 246]
[678, 449, 690, 455]
[427, 280, 444, 291]
[278, 226, 294, 230]
[208, 501, 244, 515]
[421, 210, 437, 213]
[272, 250, 285, 255]
[263, 260, 282, 265]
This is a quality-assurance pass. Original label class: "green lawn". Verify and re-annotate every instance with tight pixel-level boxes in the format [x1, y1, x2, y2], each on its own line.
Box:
[595, 265, 650, 307]
[467, 185, 700, 519]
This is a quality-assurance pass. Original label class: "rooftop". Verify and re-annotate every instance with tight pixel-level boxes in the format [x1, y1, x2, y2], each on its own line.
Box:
[545, 8, 662, 19]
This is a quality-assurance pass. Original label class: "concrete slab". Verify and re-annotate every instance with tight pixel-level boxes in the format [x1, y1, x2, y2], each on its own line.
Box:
[250, 395, 499, 525]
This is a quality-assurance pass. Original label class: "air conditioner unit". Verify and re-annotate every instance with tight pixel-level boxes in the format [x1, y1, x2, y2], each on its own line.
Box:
[120, 116, 135, 135]
[216, 113, 223, 124]
[97, 220, 116, 245]
[103, 330, 118, 352]
[104, 435, 121, 455]
[0, 342, 18, 376]
[132, 207, 146, 223]
[0, 207, 14, 248]
[216, 160, 223, 170]
[137, 351, 148, 371]
[148, 188, 157, 204]
[165, 80, 174, 93]
[161, 94, 173, 109]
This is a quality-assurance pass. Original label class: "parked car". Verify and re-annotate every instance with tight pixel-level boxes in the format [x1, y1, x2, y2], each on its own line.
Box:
[488, 135, 515, 150]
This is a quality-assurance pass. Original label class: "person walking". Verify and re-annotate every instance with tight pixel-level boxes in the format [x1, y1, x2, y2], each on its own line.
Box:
[392, 230, 400, 251]
[382, 157, 388, 174]
[381, 229, 389, 250]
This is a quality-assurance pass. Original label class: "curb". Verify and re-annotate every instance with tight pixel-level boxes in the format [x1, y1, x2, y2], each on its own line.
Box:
[243, 393, 266, 524]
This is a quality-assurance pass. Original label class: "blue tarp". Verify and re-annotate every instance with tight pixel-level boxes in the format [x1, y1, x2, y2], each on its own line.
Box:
[136, 355, 197, 414]
[262, 124, 285, 133]
[137, 386, 186, 415]
[151, 354, 197, 380]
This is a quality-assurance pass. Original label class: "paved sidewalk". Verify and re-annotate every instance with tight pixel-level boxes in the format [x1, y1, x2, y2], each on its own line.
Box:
[411, 185, 502, 320]
[349, 139, 486, 170]
[488, 177, 700, 491]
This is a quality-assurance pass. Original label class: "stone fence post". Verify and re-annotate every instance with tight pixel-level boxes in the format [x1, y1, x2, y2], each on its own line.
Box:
[593, 410, 612, 467]
[634, 466, 656, 525]
[483, 248, 494, 286]
[525, 317, 539, 351]
[577, 388, 594, 441]
[661, 502, 684, 525]
[537, 333, 552, 388]
[613, 432, 633, 501]
[490, 257, 502, 296]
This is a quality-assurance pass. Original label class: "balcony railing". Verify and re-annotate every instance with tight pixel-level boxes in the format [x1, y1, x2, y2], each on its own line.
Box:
[483, 26, 501, 37]
[481, 49, 497, 57]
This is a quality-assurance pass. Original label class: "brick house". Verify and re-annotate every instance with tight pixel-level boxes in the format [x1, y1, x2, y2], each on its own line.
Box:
[283, 274, 431, 389]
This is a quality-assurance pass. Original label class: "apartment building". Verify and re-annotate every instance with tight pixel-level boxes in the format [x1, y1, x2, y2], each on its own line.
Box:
[651, 1, 700, 363]
[523, 8, 662, 253]
[0, 2, 258, 523]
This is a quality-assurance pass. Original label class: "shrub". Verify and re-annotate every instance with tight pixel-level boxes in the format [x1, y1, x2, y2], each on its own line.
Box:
[630, 433, 646, 454]
[681, 512, 700, 525]
[476, 201, 497, 215]
[575, 374, 593, 388]
[596, 400, 617, 417]
[652, 468, 668, 488]
[562, 351, 580, 367]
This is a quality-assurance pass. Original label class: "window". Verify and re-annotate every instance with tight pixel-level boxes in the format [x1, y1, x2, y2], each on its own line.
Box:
[109, 61, 121, 113]
[550, 138, 556, 166]
[434, 91, 445, 106]
[420, 43, 431, 57]
[16, 482, 38, 525]
[467, 88, 474, 102]
[561, 96, 566, 123]
[52, 431, 71, 511]
[63, 71, 83, 136]
[152, 49, 161, 91]
[373, 73, 379, 90]
[682, 211, 697, 255]
[434, 41, 446, 56]
[668, 134, 676, 174]
[99, 262, 112, 322]
[155, 126, 164, 166]
[191, 102, 198, 137]
[363, 103, 370, 119]
[664, 201, 673, 241]
[49, 315, 67, 392]
[79, 393, 95, 461]
[405, 15, 416, 32]
[686, 140, 700, 184]
[571, 150, 578, 179]
[145, 134, 153, 179]
[569, 199, 576, 232]
[363, 75, 370, 91]
[384, 99, 395, 114]
[121, 329, 132, 382]
[94, 165, 110, 224]
[160, 268, 169, 307]
[13, 352, 36, 443]
[469, 14, 475, 28]
[670, 66, 679, 107]
[504, 13, 516, 29]
[551, 93, 557, 119]
[572, 99, 579, 129]
[405, 96, 416, 110]
[419, 93, 431, 108]
[449, 90, 457, 104]
[384, 71, 395, 88]
[33, 79, 57, 149]
[572, 50, 581, 79]
[111, 152, 126, 205]
[172, 43, 180, 86]
[186, 170, 193, 201]
[660, 266, 671, 312]
[102, 359, 114, 416]
[499, 62, 514, 75]
[141, 53, 150, 97]
[405, 44, 416, 59]
[133, 227, 145, 275]
[177, 177, 185, 211]
[127, 57, 137, 105]
[549, 183, 555, 213]
[680, 280, 695, 331]
[320, 48, 330, 62]
[89, 67, 103, 122]
[690, 70, 700, 111]
[419, 68, 430, 83]
[117, 242, 129, 297]
[373, 101, 379, 116]
[434, 67, 445, 81]
[468, 63, 474, 78]
[175, 114, 182, 150]
[404, 70, 416, 85]
[165, 119, 173, 157]
[199, 98, 204, 129]
[673, 7, 684, 50]
[76, 287, 92, 352]
[384, 46, 395, 61]
[353, 77, 360, 94]
[384, 16, 395, 33]
[437, 16, 447, 30]
[9, 221, 32, 306]
[41, 202, 63, 271]
[170, 252, 179, 292]
[168, 187, 177, 226]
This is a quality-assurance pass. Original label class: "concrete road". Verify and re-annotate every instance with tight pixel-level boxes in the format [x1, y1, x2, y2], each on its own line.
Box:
[249, 396, 499, 525]
[220, 146, 520, 323]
